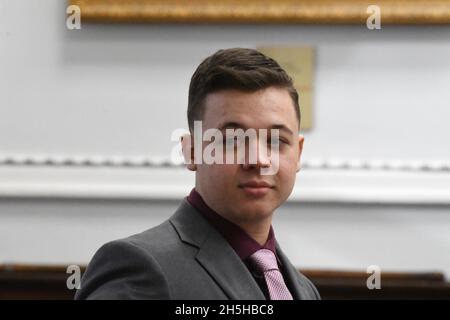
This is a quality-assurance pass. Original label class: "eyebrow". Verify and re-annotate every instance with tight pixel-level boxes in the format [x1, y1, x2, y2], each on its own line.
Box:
[217, 121, 294, 136]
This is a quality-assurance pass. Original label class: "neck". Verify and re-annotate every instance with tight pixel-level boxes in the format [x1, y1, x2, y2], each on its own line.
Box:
[195, 186, 273, 245]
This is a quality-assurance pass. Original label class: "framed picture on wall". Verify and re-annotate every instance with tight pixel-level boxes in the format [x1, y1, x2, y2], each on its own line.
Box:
[69, 0, 450, 24]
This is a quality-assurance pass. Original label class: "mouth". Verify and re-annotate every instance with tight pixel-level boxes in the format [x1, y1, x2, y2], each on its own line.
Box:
[238, 181, 274, 197]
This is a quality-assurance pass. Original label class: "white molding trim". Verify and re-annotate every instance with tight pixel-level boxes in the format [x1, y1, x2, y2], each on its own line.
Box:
[1, 158, 450, 205]
[1, 154, 450, 172]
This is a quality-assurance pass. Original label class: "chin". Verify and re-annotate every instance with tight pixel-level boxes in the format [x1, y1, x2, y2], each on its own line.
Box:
[237, 202, 275, 219]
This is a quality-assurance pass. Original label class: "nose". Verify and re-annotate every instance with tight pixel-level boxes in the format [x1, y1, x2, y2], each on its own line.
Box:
[242, 137, 271, 170]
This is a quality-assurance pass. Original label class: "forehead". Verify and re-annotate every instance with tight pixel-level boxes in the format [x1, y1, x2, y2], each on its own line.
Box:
[202, 87, 298, 132]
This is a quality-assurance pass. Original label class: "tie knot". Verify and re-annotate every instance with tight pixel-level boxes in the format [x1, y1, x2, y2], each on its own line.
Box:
[249, 249, 279, 274]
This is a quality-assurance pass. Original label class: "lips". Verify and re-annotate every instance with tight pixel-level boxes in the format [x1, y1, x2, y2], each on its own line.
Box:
[239, 181, 274, 197]
[239, 181, 273, 188]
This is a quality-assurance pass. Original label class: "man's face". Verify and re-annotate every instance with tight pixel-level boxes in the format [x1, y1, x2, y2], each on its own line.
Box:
[184, 87, 304, 224]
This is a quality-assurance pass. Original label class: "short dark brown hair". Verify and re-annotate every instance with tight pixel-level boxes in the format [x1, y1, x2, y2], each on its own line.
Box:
[187, 48, 300, 132]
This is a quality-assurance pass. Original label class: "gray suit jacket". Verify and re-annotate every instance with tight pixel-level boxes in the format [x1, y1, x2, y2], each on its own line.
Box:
[75, 199, 320, 300]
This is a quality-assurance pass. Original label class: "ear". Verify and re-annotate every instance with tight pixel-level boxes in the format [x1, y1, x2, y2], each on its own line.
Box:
[181, 133, 197, 171]
[296, 135, 305, 172]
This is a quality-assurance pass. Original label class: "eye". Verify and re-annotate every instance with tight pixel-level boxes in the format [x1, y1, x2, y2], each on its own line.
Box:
[269, 137, 281, 145]
[224, 136, 238, 146]
[269, 137, 288, 147]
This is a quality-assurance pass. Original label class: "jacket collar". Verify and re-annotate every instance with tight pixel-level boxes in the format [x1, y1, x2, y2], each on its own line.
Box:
[169, 199, 304, 300]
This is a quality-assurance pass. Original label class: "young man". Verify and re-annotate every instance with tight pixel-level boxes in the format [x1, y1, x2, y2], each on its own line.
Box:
[75, 48, 320, 300]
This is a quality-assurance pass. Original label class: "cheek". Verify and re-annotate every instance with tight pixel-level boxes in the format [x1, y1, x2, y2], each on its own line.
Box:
[199, 164, 237, 186]
[277, 157, 298, 189]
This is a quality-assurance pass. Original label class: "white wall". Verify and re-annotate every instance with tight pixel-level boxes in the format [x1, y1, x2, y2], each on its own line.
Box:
[1, 1, 450, 277]
[2, 0, 450, 160]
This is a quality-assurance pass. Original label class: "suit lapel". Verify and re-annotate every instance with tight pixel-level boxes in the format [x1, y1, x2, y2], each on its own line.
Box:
[275, 242, 306, 300]
[170, 200, 266, 300]
[195, 227, 266, 300]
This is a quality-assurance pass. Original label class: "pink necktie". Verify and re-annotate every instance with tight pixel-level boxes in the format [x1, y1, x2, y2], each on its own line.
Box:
[249, 249, 293, 300]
